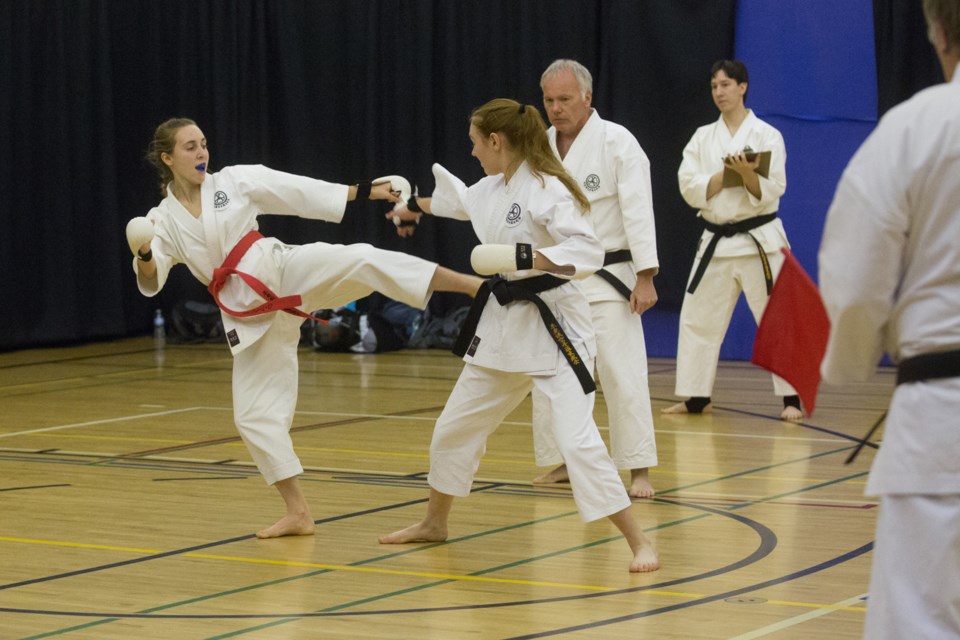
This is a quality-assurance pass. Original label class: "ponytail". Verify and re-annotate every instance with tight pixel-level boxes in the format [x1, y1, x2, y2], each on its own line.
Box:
[470, 99, 590, 213]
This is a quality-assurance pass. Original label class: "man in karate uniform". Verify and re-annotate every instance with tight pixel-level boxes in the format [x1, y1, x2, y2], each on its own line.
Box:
[819, 1, 960, 636]
[531, 59, 660, 498]
[665, 59, 802, 421]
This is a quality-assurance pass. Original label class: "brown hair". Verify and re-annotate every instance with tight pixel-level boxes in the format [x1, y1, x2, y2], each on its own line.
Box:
[145, 117, 197, 195]
[923, 0, 960, 47]
[470, 99, 590, 213]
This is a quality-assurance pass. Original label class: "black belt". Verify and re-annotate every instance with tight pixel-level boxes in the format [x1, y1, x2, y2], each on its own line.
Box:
[452, 274, 596, 394]
[687, 213, 777, 295]
[595, 249, 633, 300]
[896, 349, 960, 385]
[846, 347, 960, 465]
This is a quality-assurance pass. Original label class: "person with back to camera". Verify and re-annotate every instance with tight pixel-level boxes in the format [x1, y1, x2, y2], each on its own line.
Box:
[378, 99, 659, 572]
[664, 60, 804, 421]
[126, 117, 483, 539]
[819, 1, 960, 636]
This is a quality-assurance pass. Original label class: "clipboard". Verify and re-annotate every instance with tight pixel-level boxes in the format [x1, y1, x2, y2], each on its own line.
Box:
[722, 150, 771, 188]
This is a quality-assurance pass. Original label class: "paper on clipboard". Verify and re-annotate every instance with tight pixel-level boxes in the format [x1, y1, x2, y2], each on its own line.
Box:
[723, 150, 771, 187]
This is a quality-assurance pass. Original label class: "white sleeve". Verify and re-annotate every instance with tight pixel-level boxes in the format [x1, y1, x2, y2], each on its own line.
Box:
[747, 128, 787, 209]
[427, 163, 471, 221]
[612, 135, 659, 272]
[133, 208, 176, 296]
[534, 182, 604, 279]
[677, 128, 712, 210]
[234, 164, 350, 223]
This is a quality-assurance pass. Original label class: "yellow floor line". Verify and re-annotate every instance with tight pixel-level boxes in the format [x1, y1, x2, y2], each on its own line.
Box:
[0, 535, 869, 612]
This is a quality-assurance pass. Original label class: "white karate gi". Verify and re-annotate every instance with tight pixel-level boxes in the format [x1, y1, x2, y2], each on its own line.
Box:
[532, 110, 659, 471]
[676, 110, 796, 397]
[819, 63, 960, 640]
[134, 165, 437, 484]
[427, 162, 631, 522]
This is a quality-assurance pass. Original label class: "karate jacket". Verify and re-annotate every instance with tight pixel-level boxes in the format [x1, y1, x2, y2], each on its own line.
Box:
[134, 165, 349, 355]
[678, 110, 790, 260]
[820, 62, 960, 496]
[548, 110, 659, 303]
[430, 162, 604, 374]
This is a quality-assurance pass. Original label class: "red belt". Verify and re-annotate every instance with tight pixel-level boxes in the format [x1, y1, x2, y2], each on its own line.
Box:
[207, 230, 327, 324]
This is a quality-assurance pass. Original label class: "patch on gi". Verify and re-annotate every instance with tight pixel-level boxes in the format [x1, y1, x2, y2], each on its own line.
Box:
[505, 203, 522, 227]
[583, 174, 600, 192]
[226, 329, 240, 347]
[466, 335, 481, 356]
[214, 190, 231, 209]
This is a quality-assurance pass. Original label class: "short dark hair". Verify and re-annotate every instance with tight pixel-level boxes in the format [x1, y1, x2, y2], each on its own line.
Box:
[711, 59, 749, 101]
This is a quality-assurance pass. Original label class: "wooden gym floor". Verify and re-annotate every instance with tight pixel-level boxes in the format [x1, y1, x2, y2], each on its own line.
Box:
[0, 337, 890, 639]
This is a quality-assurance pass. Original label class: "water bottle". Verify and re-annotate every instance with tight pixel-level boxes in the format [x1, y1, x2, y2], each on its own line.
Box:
[153, 309, 166, 349]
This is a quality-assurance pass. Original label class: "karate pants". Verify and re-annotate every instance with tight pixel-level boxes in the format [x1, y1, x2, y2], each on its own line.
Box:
[531, 300, 658, 470]
[865, 494, 960, 639]
[233, 242, 436, 485]
[428, 359, 632, 523]
[675, 251, 797, 397]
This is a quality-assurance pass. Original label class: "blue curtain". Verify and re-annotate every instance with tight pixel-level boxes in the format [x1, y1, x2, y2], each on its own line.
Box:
[714, 0, 878, 360]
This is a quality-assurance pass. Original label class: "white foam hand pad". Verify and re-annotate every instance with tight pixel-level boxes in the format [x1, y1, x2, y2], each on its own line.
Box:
[373, 175, 413, 226]
[470, 243, 534, 275]
[373, 175, 412, 206]
[125, 217, 155, 255]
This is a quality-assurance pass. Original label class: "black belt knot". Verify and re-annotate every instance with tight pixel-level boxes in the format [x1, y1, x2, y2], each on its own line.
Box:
[687, 212, 778, 295]
[489, 277, 515, 305]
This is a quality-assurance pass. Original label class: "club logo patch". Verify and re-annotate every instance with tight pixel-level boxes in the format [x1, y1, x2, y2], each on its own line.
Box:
[505, 203, 522, 226]
[584, 174, 601, 192]
[214, 191, 230, 209]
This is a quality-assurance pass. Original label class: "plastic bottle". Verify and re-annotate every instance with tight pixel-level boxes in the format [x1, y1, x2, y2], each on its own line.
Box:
[153, 309, 166, 349]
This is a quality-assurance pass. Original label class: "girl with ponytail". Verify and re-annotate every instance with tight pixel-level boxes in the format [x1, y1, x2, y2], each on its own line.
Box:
[380, 99, 660, 573]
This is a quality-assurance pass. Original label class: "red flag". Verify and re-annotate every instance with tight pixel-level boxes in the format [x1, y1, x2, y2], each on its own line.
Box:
[751, 248, 831, 415]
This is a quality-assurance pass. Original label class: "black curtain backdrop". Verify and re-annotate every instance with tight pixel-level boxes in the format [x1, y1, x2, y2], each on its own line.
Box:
[873, 0, 943, 116]
[0, 0, 939, 352]
[0, 0, 735, 350]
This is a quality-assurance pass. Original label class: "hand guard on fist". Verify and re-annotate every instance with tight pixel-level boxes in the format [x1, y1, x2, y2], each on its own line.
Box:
[372, 175, 417, 227]
[125, 217, 155, 256]
[470, 243, 535, 275]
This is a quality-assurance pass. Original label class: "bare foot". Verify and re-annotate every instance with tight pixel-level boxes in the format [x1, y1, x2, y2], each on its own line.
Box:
[628, 468, 655, 498]
[379, 521, 448, 544]
[629, 543, 660, 573]
[256, 513, 316, 539]
[780, 405, 804, 422]
[661, 400, 712, 414]
[532, 464, 570, 485]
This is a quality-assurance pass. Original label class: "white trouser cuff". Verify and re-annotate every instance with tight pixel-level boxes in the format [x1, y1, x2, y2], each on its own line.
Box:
[261, 458, 304, 486]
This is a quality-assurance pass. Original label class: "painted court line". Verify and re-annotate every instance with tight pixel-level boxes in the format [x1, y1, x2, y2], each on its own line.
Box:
[1, 453, 869, 638]
[1, 404, 848, 449]
[727, 593, 868, 639]
[0, 536, 612, 592]
[504, 545, 873, 640]
[0, 407, 221, 439]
